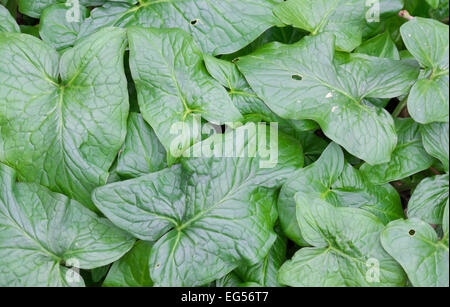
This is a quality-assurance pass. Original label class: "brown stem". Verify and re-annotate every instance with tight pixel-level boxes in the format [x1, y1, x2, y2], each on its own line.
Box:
[429, 167, 441, 175]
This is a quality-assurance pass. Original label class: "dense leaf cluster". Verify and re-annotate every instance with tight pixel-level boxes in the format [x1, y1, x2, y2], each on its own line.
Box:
[0, 0, 448, 287]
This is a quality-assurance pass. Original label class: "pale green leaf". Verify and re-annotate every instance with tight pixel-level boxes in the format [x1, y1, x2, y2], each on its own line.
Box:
[408, 174, 449, 224]
[0, 163, 134, 287]
[76, 0, 280, 55]
[0, 28, 129, 211]
[127, 27, 242, 164]
[278, 197, 406, 287]
[360, 118, 434, 184]
[381, 217, 449, 287]
[274, 0, 367, 52]
[421, 122, 449, 172]
[39, 3, 88, 50]
[93, 124, 304, 286]
[0, 3, 19, 33]
[237, 33, 419, 164]
[401, 17, 449, 124]
[203, 54, 317, 132]
[278, 143, 345, 246]
[18, 0, 129, 18]
[116, 113, 167, 179]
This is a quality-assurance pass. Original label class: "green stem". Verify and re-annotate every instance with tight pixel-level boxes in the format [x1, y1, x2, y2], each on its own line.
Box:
[393, 97, 408, 117]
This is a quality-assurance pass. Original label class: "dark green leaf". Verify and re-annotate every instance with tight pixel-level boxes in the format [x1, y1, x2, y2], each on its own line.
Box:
[103, 241, 154, 287]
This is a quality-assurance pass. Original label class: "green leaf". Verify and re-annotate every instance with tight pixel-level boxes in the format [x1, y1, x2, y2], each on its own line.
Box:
[20, 25, 40, 37]
[381, 216, 449, 287]
[421, 122, 449, 172]
[103, 241, 154, 287]
[127, 27, 242, 164]
[221, 26, 306, 62]
[0, 3, 19, 33]
[426, 0, 441, 9]
[237, 33, 419, 164]
[77, 2, 134, 41]
[331, 163, 405, 224]
[297, 131, 329, 166]
[128, 0, 281, 55]
[214, 272, 243, 287]
[234, 233, 287, 287]
[93, 124, 304, 286]
[274, 0, 368, 52]
[278, 143, 345, 246]
[408, 174, 449, 224]
[443, 200, 449, 244]
[360, 118, 434, 184]
[356, 31, 400, 60]
[275, 0, 403, 52]
[0, 163, 135, 287]
[116, 113, 167, 179]
[0, 28, 129, 211]
[203, 54, 317, 132]
[18, 0, 123, 18]
[278, 196, 407, 287]
[39, 3, 88, 50]
[401, 17, 449, 124]
[279, 143, 404, 246]
[90, 265, 110, 283]
[362, 1, 406, 42]
[429, 0, 449, 21]
[93, 166, 185, 242]
[76, 0, 280, 55]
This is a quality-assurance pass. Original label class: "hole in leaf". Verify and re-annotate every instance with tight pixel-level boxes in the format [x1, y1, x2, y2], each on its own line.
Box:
[232, 57, 240, 63]
[155, 263, 161, 269]
[408, 229, 416, 236]
[292, 74, 303, 81]
[190, 19, 199, 26]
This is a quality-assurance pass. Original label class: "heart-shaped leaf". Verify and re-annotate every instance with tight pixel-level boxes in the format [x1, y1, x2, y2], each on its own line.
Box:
[278, 196, 407, 287]
[127, 27, 242, 164]
[401, 17, 449, 124]
[0, 28, 129, 211]
[93, 124, 304, 286]
[278, 143, 403, 246]
[407, 174, 449, 225]
[0, 163, 134, 287]
[381, 207, 449, 287]
[360, 118, 434, 184]
[237, 33, 419, 164]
